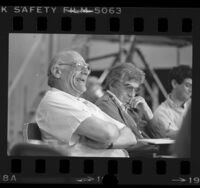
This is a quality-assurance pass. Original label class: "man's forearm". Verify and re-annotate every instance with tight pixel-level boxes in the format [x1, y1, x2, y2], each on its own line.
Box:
[166, 129, 178, 139]
[76, 116, 120, 145]
[82, 127, 137, 150]
[112, 127, 137, 149]
[82, 137, 110, 149]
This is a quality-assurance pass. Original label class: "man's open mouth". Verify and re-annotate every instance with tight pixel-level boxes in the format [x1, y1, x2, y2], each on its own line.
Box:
[77, 78, 86, 82]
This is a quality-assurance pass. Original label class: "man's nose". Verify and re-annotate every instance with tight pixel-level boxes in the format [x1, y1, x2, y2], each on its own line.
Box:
[129, 89, 135, 98]
[187, 85, 192, 92]
[84, 69, 90, 75]
[81, 67, 89, 75]
[81, 72, 89, 79]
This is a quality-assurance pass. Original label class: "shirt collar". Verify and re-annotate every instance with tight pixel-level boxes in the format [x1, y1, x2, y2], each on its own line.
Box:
[50, 87, 84, 102]
[167, 94, 189, 109]
[107, 90, 123, 105]
[107, 90, 127, 112]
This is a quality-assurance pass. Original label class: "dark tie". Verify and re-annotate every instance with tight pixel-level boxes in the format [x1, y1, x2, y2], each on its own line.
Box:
[119, 108, 144, 139]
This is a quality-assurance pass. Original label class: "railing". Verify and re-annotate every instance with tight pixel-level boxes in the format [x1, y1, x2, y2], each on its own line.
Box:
[91, 35, 167, 100]
[135, 48, 168, 99]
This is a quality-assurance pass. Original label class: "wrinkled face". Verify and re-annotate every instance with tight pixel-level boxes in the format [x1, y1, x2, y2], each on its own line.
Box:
[116, 79, 140, 105]
[59, 55, 91, 96]
[173, 78, 192, 102]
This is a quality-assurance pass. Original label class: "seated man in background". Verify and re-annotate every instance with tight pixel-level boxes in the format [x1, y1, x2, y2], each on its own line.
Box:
[150, 65, 192, 139]
[36, 50, 137, 157]
[96, 63, 159, 157]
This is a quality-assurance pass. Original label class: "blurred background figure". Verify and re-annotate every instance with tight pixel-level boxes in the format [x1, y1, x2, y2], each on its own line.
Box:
[170, 102, 191, 158]
[81, 76, 104, 103]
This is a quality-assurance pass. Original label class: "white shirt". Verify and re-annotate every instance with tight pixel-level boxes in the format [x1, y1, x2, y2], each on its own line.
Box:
[153, 95, 190, 134]
[36, 88, 128, 157]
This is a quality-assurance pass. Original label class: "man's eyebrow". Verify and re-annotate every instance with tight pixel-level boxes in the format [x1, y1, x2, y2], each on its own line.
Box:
[124, 83, 133, 86]
[185, 82, 192, 86]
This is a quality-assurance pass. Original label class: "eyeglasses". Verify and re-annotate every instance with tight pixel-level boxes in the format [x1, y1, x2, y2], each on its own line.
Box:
[124, 83, 141, 93]
[59, 61, 91, 74]
[118, 81, 141, 93]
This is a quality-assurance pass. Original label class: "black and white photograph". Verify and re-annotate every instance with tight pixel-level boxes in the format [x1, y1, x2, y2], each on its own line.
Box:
[8, 34, 192, 158]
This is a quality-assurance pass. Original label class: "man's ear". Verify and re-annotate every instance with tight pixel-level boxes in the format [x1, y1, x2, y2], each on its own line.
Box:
[51, 64, 62, 79]
[171, 79, 177, 89]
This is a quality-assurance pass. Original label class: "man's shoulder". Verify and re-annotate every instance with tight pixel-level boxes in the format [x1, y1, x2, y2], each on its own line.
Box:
[155, 100, 170, 112]
[39, 88, 78, 108]
[95, 93, 125, 124]
[96, 93, 119, 113]
[153, 100, 173, 119]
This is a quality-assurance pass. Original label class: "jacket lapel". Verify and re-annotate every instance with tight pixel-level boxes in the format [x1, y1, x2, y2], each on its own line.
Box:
[119, 107, 143, 139]
[105, 92, 143, 139]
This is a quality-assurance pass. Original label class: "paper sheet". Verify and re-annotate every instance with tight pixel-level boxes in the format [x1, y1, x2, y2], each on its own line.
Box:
[138, 138, 175, 145]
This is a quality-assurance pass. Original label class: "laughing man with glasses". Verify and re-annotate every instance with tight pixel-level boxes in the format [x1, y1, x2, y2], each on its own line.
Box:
[36, 50, 137, 157]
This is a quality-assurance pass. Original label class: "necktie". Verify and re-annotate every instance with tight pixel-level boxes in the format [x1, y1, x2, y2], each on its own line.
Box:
[120, 107, 144, 139]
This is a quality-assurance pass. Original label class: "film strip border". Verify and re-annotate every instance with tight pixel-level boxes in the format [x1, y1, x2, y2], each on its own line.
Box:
[10, 159, 190, 175]
[10, 16, 192, 33]
[0, 7, 195, 34]
[3, 158, 191, 184]
[1, 7, 200, 185]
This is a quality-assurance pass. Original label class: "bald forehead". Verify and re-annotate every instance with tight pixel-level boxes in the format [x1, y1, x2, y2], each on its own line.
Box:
[57, 51, 85, 64]
[48, 50, 86, 77]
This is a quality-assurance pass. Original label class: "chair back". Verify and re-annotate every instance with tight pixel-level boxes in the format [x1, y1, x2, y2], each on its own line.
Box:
[21, 122, 69, 156]
[9, 142, 64, 156]
[23, 122, 42, 141]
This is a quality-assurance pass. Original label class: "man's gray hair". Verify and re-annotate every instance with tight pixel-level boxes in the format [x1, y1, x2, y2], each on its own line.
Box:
[103, 63, 145, 90]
